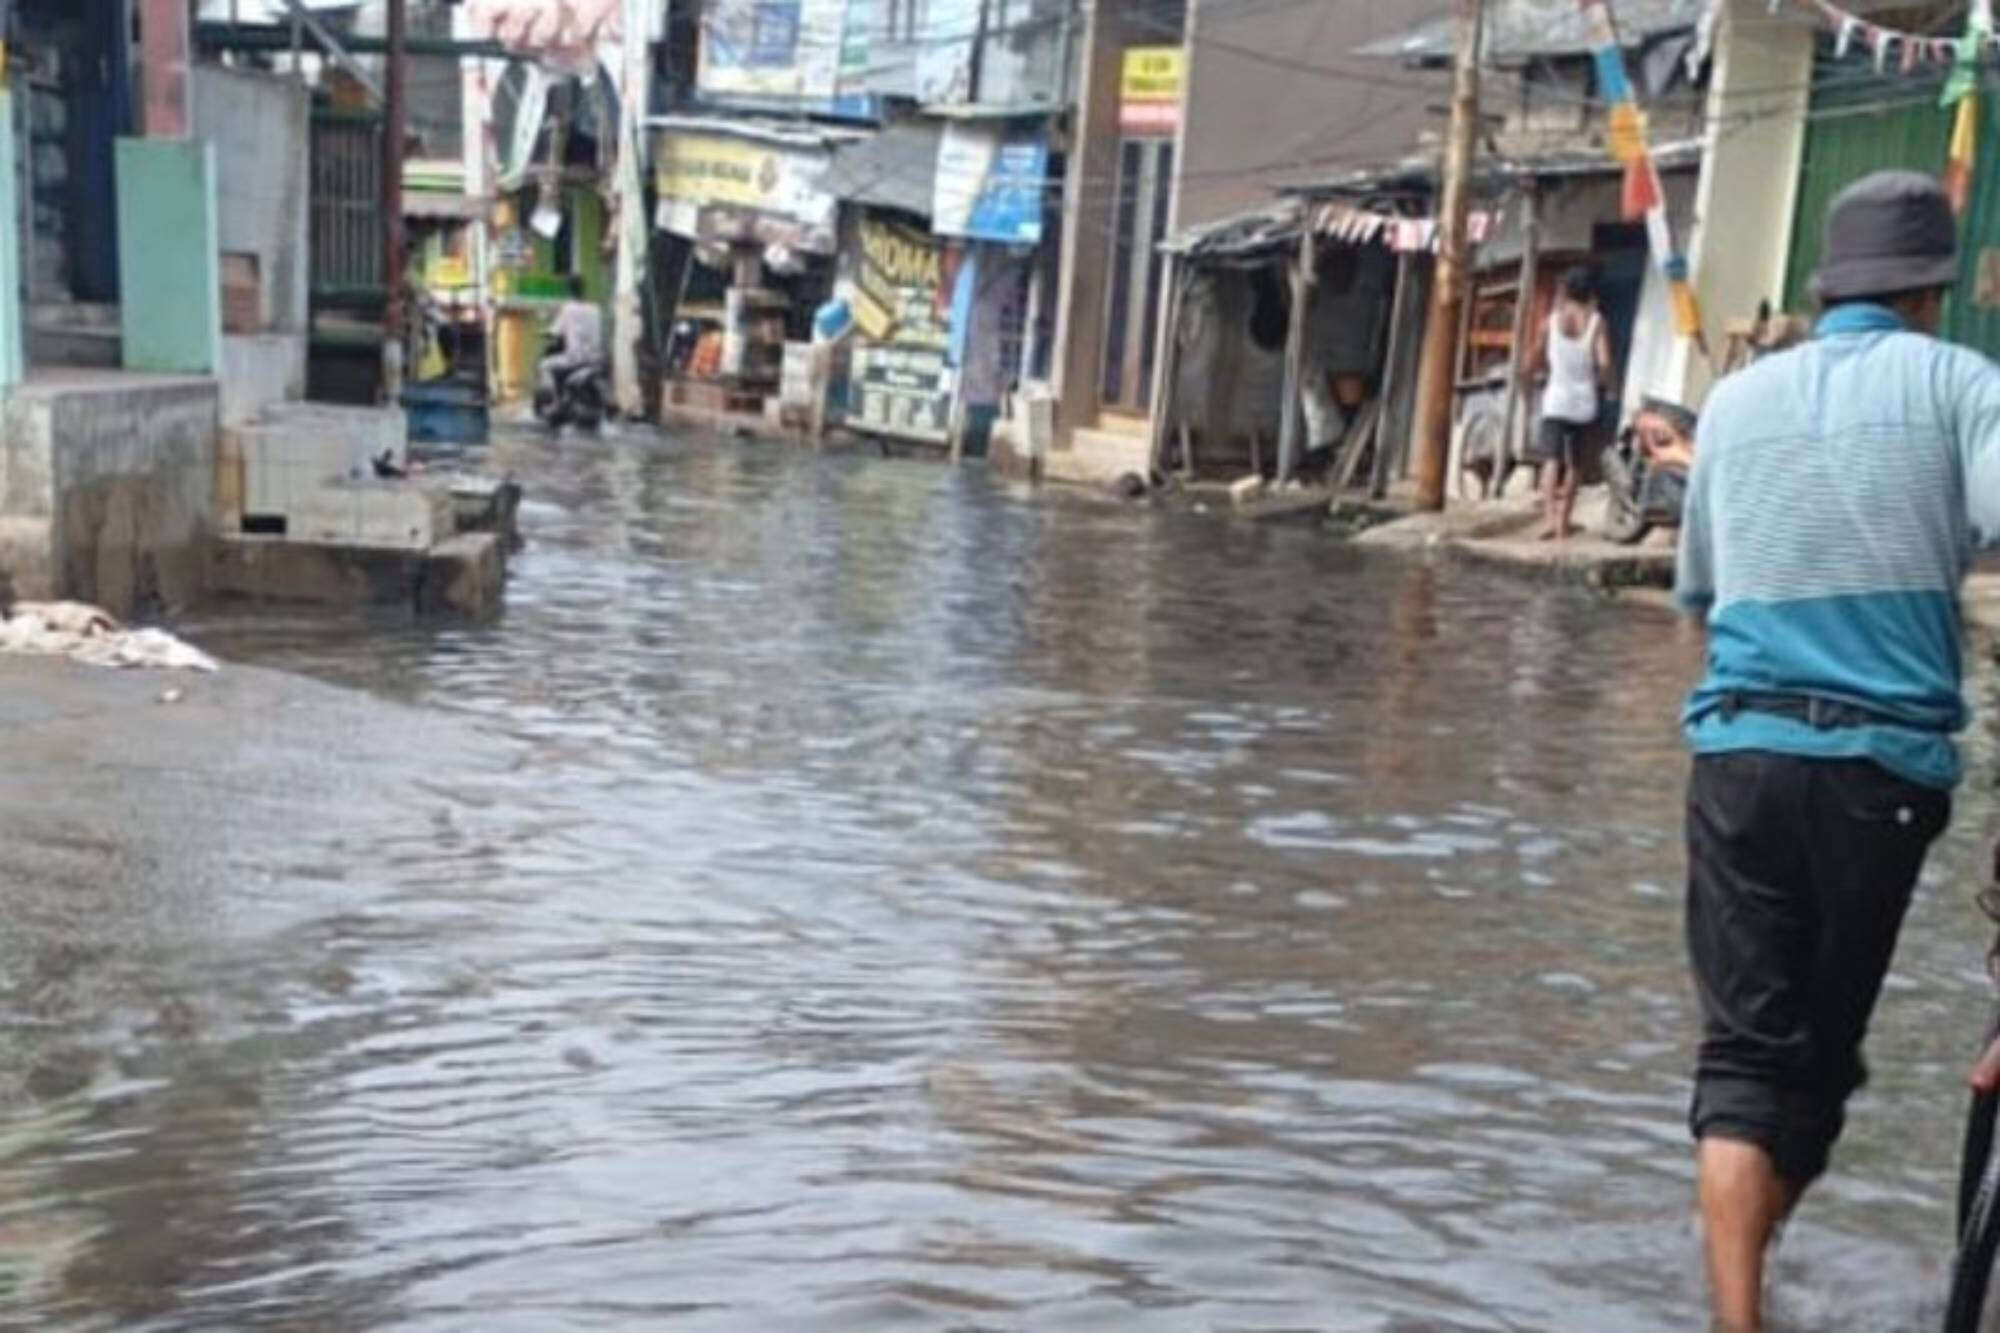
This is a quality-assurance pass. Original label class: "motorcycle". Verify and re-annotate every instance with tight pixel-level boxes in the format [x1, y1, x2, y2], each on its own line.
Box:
[533, 337, 608, 435]
[1600, 396, 1695, 546]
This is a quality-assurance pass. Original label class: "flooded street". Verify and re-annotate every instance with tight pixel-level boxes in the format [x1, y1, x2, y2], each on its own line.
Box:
[4, 429, 1998, 1330]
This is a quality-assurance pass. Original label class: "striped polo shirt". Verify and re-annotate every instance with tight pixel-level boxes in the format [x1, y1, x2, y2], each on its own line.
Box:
[1675, 302, 2000, 789]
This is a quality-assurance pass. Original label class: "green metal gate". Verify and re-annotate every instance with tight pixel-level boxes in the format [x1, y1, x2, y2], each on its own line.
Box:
[1783, 53, 2000, 358]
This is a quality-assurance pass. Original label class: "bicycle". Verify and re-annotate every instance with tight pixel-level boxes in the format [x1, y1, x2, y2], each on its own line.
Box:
[1943, 864, 2000, 1331]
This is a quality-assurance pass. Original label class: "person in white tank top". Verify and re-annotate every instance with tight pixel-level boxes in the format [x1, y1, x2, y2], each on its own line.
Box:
[1525, 268, 1613, 540]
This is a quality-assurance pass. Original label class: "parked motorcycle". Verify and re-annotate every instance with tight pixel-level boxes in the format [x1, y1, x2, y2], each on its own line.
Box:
[1600, 396, 1695, 545]
[533, 338, 608, 435]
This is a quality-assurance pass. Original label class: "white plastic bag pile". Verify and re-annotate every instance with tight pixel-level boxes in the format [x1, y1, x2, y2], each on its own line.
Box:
[0, 602, 219, 672]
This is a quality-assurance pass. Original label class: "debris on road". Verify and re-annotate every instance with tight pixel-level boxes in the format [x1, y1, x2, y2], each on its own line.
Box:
[0, 603, 219, 672]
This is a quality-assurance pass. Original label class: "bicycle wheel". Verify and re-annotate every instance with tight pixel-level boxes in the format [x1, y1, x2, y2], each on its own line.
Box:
[1945, 1076, 2000, 1330]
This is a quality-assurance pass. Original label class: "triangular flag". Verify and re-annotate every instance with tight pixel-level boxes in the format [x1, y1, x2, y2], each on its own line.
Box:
[1946, 90, 1979, 212]
[1622, 156, 1662, 219]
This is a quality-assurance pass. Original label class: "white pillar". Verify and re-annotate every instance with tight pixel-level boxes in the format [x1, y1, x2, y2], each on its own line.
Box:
[1677, 0, 1811, 405]
[610, 0, 651, 418]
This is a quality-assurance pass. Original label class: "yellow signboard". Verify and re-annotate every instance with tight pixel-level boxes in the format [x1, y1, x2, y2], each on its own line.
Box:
[1120, 46, 1183, 135]
[655, 133, 787, 212]
[1121, 47, 1184, 102]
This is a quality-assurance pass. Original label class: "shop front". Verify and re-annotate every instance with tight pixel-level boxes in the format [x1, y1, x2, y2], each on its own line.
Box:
[652, 120, 843, 421]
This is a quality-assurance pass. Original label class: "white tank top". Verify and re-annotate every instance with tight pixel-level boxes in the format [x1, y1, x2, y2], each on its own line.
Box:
[1543, 311, 1600, 424]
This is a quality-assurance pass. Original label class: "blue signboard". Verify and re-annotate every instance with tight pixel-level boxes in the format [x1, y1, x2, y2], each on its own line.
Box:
[967, 132, 1047, 244]
[934, 124, 1047, 245]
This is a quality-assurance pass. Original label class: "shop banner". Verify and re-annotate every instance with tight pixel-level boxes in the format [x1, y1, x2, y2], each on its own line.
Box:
[933, 123, 1047, 244]
[653, 130, 836, 248]
[1120, 46, 1183, 135]
[849, 213, 959, 442]
[917, 0, 979, 103]
[700, 0, 851, 101]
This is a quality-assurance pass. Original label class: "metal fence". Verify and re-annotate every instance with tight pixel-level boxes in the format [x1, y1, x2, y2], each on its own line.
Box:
[310, 112, 384, 298]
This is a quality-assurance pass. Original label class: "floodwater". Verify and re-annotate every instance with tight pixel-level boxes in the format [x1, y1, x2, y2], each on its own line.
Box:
[3, 429, 1998, 1331]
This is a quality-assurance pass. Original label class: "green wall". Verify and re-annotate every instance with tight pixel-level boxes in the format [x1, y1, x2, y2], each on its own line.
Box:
[0, 89, 23, 389]
[1783, 55, 2000, 359]
[117, 138, 222, 375]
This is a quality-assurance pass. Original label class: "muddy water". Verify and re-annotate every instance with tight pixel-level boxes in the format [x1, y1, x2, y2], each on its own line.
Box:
[4, 431, 1997, 1330]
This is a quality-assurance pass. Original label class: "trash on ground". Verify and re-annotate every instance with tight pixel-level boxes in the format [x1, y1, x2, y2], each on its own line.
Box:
[0, 602, 219, 672]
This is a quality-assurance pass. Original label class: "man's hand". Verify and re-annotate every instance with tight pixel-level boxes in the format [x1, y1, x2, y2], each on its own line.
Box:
[1973, 1035, 2000, 1094]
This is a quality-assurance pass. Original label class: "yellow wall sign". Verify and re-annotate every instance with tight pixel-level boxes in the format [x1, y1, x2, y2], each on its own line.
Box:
[1120, 46, 1183, 135]
[655, 133, 787, 212]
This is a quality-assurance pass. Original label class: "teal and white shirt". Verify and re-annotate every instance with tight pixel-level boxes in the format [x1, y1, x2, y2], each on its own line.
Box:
[1676, 303, 2000, 789]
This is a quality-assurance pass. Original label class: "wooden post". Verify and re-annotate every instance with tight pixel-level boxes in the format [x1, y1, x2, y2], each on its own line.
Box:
[1498, 179, 1540, 489]
[1274, 226, 1315, 482]
[1370, 253, 1415, 498]
[1408, 0, 1483, 509]
[1147, 252, 1184, 477]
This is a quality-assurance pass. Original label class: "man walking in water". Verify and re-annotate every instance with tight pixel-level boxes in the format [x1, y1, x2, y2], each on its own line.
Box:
[1676, 171, 2000, 1331]
[1527, 267, 1612, 539]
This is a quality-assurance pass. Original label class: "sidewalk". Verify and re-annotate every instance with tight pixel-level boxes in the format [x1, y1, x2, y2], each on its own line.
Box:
[1354, 485, 1677, 591]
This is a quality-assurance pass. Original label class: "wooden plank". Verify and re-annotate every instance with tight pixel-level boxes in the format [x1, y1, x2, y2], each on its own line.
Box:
[1274, 228, 1315, 481]
[1330, 398, 1382, 493]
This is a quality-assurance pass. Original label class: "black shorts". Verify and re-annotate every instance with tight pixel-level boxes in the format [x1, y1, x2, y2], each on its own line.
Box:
[1686, 751, 1950, 1185]
[1531, 417, 1589, 468]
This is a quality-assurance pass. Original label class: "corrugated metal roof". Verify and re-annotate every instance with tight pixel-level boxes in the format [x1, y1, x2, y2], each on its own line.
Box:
[1279, 138, 1703, 197]
[817, 120, 944, 219]
[1356, 0, 1708, 63]
[1161, 199, 1305, 258]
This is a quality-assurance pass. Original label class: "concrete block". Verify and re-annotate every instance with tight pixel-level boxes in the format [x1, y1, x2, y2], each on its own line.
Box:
[236, 403, 409, 520]
[220, 333, 306, 425]
[1228, 474, 1266, 506]
[211, 530, 506, 616]
[286, 479, 451, 551]
[418, 532, 505, 617]
[1046, 423, 1152, 488]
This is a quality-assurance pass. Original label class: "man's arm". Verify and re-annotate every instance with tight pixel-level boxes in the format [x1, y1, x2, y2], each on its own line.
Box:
[1594, 319, 1615, 393]
[1674, 412, 1718, 621]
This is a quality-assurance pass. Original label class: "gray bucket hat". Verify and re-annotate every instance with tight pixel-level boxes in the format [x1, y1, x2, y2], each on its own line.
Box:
[1811, 170, 1959, 303]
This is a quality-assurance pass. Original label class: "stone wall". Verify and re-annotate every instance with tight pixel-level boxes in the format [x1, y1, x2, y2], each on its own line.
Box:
[0, 377, 219, 616]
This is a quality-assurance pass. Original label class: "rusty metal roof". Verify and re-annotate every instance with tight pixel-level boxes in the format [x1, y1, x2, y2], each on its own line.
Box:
[1356, 0, 1708, 63]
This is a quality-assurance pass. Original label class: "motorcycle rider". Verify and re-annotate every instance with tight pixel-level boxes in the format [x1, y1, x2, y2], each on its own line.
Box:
[539, 276, 603, 404]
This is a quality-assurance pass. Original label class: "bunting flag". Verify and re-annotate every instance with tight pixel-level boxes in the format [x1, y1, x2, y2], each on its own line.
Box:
[1582, 0, 1705, 343]
[1941, 0, 1989, 213]
[1796, 0, 2000, 74]
[1947, 92, 1978, 211]
[1310, 202, 1499, 254]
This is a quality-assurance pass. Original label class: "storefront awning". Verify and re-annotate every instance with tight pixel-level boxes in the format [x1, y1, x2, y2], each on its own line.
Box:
[818, 122, 945, 220]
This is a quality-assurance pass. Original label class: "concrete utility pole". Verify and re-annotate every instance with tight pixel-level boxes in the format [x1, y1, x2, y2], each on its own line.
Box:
[611, 0, 650, 419]
[1409, 0, 1483, 510]
[383, 0, 408, 401]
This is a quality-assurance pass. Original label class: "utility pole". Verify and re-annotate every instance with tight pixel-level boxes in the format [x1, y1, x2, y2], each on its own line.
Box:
[1409, 0, 1483, 510]
[611, 0, 650, 420]
[383, 0, 408, 402]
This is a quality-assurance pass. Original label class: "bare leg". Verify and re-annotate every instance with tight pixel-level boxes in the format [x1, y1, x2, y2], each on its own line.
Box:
[1555, 460, 1580, 538]
[1537, 453, 1561, 539]
[1697, 1137, 1803, 1333]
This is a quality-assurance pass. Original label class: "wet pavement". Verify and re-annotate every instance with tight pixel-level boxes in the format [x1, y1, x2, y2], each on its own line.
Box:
[2, 427, 1997, 1330]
